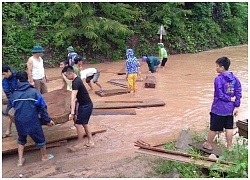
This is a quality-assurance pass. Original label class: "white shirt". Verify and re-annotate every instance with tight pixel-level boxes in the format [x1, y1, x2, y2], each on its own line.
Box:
[32, 57, 45, 80]
[80, 68, 97, 79]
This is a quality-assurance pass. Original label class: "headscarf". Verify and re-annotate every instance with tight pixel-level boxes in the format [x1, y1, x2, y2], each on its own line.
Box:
[157, 43, 164, 48]
[126, 49, 135, 60]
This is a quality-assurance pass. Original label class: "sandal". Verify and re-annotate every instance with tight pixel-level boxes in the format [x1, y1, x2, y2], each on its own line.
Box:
[17, 158, 25, 167]
[202, 142, 213, 151]
[42, 154, 54, 161]
[84, 143, 95, 148]
[2, 133, 12, 138]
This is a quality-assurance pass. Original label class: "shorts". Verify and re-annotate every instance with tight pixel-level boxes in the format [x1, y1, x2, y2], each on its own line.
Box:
[18, 127, 46, 148]
[86, 71, 100, 83]
[209, 112, 234, 131]
[75, 103, 93, 125]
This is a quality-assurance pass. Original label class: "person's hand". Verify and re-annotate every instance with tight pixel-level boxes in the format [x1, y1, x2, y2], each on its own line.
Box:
[47, 120, 55, 126]
[29, 81, 35, 87]
[233, 107, 239, 116]
[45, 75, 50, 83]
[231, 96, 236, 102]
[69, 114, 74, 121]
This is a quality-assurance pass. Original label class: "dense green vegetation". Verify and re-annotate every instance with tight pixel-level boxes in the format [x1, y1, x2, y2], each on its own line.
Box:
[2, 2, 248, 70]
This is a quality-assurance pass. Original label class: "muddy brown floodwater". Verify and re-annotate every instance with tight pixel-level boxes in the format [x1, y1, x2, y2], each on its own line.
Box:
[2, 45, 248, 178]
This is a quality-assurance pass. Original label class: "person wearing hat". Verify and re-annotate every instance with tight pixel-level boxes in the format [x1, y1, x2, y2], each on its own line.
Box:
[157, 43, 168, 68]
[27, 45, 48, 94]
[125, 49, 140, 94]
[141, 56, 160, 73]
[67, 46, 78, 66]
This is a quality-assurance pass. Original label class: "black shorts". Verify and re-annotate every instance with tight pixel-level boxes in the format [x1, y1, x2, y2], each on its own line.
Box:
[209, 112, 233, 131]
[75, 103, 93, 125]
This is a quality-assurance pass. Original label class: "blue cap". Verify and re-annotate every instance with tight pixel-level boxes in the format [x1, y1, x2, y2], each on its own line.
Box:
[142, 56, 147, 62]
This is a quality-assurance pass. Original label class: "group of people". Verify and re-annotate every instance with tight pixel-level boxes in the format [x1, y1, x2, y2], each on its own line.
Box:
[2, 45, 101, 166]
[125, 42, 168, 94]
[2, 42, 242, 167]
[124, 43, 242, 152]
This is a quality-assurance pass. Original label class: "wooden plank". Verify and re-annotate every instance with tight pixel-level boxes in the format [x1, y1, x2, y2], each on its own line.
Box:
[107, 81, 128, 88]
[93, 99, 165, 109]
[139, 131, 180, 147]
[188, 141, 225, 157]
[136, 148, 228, 169]
[236, 119, 248, 139]
[25, 140, 68, 152]
[2, 125, 106, 155]
[145, 76, 156, 88]
[9, 88, 72, 124]
[108, 79, 143, 82]
[95, 89, 130, 97]
[92, 109, 136, 116]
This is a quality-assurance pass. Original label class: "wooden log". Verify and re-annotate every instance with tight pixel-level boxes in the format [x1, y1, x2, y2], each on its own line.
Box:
[144, 76, 156, 88]
[136, 148, 229, 169]
[134, 142, 234, 165]
[2, 124, 106, 155]
[9, 88, 71, 124]
[92, 109, 136, 116]
[94, 99, 165, 109]
[95, 89, 130, 97]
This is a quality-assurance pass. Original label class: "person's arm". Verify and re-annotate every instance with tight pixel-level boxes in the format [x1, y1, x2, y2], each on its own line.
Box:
[27, 57, 35, 87]
[2, 79, 12, 101]
[35, 92, 54, 126]
[69, 90, 78, 121]
[234, 78, 242, 107]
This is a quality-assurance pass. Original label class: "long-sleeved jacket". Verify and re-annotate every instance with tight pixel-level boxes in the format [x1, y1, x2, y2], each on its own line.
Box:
[2, 70, 18, 102]
[126, 49, 139, 74]
[146, 56, 160, 73]
[11, 82, 51, 135]
[211, 71, 242, 115]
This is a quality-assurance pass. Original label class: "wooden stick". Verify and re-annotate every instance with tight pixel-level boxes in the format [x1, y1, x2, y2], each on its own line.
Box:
[134, 144, 235, 165]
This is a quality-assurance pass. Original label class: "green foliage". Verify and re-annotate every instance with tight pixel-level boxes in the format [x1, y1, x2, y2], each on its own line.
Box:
[209, 136, 248, 178]
[164, 141, 176, 150]
[2, 2, 248, 70]
[155, 160, 204, 178]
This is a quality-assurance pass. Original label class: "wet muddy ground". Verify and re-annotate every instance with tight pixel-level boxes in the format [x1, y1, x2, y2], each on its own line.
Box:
[2, 45, 248, 178]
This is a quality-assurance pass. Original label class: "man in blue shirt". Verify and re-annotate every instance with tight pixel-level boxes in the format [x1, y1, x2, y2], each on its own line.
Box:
[11, 71, 55, 166]
[2, 65, 18, 138]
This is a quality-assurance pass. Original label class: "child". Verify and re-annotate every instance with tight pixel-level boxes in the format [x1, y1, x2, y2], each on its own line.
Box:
[125, 49, 140, 94]
[203, 57, 242, 151]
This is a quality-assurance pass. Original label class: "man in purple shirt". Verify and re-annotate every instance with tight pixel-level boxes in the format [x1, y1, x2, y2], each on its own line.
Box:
[203, 57, 242, 151]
